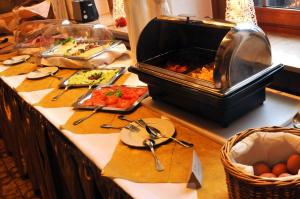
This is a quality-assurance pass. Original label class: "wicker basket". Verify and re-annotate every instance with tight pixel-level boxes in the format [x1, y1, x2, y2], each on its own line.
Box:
[221, 127, 300, 199]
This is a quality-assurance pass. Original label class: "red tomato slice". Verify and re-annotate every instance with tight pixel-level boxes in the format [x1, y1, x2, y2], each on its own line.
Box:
[135, 88, 147, 96]
[105, 95, 119, 105]
[116, 99, 132, 109]
[100, 87, 115, 95]
[92, 99, 106, 106]
[92, 92, 106, 100]
[122, 90, 138, 99]
[83, 99, 94, 106]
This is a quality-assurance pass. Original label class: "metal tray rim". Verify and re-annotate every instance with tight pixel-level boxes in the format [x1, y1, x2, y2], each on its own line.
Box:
[73, 85, 149, 113]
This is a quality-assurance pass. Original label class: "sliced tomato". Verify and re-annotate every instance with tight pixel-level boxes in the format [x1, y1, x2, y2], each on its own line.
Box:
[105, 95, 119, 105]
[116, 99, 132, 109]
[92, 92, 106, 100]
[92, 98, 106, 106]
[83, 99, 94, 106]
[100, 87, 115, 95]
[135, 88, 147, 96]
[122, 90, 138, 99]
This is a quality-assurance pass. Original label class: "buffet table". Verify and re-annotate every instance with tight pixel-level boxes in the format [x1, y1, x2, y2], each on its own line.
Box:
[0, 47, 299, 199]
[0, 52, 228, 199]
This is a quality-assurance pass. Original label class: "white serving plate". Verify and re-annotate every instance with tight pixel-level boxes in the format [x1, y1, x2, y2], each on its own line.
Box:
[26, 66, 59, 79]
[3, 55, 31, 65]
[120, 118, 175, 147]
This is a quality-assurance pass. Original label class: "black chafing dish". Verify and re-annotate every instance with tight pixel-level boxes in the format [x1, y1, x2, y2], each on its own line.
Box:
[129, 16, 283, 126]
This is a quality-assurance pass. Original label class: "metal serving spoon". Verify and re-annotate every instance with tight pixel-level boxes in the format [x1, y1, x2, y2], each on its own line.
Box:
[143, 138, 164, 172]
[118, 115, 137, 122]
[145, 125, 193, 148]
[51, 86, 69, 101]
[73, 106, 102, 125]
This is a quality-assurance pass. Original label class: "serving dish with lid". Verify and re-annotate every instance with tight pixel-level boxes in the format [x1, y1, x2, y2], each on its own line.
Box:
[129, 16, 283, 126]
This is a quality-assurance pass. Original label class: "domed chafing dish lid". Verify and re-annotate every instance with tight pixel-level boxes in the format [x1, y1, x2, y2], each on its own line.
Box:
[136, 16, 281, 96]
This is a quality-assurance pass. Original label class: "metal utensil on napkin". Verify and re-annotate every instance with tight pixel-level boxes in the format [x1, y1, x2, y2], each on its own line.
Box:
[73, 106, 102, 125]
[145, 125, 193, 148]
[51, 86, 69, 101]
[100, 123, 140, 132]
[143, 138, 164, 172]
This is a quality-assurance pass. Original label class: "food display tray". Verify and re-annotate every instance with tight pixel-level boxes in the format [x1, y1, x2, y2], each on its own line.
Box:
[129, 64, 283, 126]
[73, 85, 149, 113]
[41, 40, 121, 60]
[59, 67, 125, 88]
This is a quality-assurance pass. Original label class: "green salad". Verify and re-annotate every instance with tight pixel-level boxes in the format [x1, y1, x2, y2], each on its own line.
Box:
[67, 69, 118, 85]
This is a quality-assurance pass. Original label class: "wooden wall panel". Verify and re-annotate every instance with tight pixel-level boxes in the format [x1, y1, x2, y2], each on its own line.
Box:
[211, 0, 226, 19]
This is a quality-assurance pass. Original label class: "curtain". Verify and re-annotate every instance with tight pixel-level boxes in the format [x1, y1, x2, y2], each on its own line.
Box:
[48, 0, 70, 19]
[225, 0, 257, 24]
[124, 0, 171, 63]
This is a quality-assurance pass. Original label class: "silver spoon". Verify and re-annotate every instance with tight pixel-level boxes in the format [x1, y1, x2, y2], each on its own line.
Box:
[118, 115, 134, 122]
[100, 123, 140, 132]
[73, 106, 102, 125]
[293, 112, 300, 128]
[51, 86, 69, 101]
[145, 125, 193, 148]
[143, 138, 164, 172]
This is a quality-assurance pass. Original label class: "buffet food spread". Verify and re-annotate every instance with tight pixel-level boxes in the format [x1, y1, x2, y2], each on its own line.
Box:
[61, 68, 125, 87]
[130, 16, 283, 126]
[78, 85, 148, 110]
[42, 38, 118, 59]
[1, 14, 300, 199]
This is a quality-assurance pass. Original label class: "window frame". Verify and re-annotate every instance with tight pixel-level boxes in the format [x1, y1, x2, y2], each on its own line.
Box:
[255, 6, 300, 34]
[211, 0, 300, 34]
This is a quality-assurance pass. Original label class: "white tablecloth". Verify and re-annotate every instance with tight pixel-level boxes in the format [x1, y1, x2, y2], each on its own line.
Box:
[0, 63, 198, 199]
[1, 57, 300, 199]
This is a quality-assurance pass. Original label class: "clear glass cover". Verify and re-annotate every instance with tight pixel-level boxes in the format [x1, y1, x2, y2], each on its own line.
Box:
[14, 20, 113, 49]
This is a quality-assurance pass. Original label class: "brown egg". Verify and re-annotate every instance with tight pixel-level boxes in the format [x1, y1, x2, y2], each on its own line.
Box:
[272, 162, 288, 176]
[253, 162, 271, 176]
[278, 173, 291, 177]
[260, 173, 277, 178]
[287, 154, 300, 174]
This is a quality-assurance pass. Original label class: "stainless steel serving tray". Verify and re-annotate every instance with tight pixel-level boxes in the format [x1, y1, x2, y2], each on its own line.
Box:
[41, 40, 121, 60]
[73, 85, 149, 113]
[59, 67, 125, 88]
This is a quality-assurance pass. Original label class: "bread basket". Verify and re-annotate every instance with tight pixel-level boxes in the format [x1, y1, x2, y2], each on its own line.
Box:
[221, 127, 300, 199]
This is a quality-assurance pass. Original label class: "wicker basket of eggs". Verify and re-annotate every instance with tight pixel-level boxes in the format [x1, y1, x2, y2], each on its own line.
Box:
[221, 127, 300, 199]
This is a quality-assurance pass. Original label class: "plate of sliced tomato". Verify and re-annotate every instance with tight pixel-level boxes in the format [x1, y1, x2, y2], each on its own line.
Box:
[73, 85, 149, 112]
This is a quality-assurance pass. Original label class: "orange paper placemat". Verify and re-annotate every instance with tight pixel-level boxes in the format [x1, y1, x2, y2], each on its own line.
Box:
[16, 69, 77, 92]
[35, 87, 89, 108]
[61, 106, 158, 134]
[0, 62, 37, 76]
[0, 51, 17, 61]
[103, 130, 194, 183]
